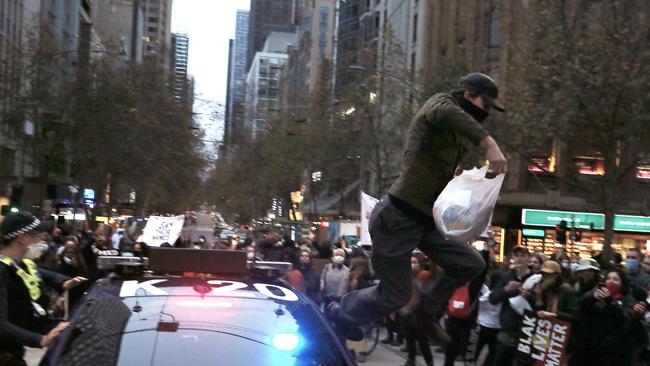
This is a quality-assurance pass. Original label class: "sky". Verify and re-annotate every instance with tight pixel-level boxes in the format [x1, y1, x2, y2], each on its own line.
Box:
[172, 0, 250, 146]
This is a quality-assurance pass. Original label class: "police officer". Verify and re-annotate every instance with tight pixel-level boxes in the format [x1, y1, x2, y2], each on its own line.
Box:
[0, 211, 86, 365]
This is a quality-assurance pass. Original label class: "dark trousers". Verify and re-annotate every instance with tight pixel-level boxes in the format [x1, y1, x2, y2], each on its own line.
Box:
[444, 316, 474, 366]
[494, 338, 517, 366]
[383, 314, 403, 341]
[0, 349, 27, 366]
[339, 196, 485, 325]
[475, 326, 499, 366]
[404, 317, 433, 364]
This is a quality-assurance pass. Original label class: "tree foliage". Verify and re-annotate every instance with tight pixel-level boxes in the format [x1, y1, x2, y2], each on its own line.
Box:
[7, 23, 206, 215]
[506, 0, 650, 256]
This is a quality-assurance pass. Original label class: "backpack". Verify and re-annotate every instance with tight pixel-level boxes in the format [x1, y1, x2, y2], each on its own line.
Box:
[447, 284, 475, 319]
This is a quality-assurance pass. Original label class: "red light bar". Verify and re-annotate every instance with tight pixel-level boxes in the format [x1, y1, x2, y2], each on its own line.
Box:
[175, 300, 233, 308]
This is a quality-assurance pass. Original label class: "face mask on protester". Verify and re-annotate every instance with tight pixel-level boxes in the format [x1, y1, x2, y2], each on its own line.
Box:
[561, 261, 570, 270]
[63, 256, 74, 266]
[453, 92, 489, 122]
[412, 263, 420, 271]
[332, 256, 344, 265]
[246, 252, 255, 260]
[626, 259, 639, 272]
[605, 281, 624, 300]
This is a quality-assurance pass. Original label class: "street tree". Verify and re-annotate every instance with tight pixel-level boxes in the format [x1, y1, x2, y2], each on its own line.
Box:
[506, 0, 650, 259]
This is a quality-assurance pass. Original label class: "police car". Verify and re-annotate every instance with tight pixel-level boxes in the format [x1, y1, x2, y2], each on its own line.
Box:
[40, 248, 355, 365]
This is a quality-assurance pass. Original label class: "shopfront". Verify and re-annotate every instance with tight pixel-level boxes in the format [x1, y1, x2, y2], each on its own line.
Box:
[519, 209, 650, 256]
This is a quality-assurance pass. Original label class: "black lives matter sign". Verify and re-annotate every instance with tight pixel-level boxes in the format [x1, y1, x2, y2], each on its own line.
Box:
[516, 310, 571, 366]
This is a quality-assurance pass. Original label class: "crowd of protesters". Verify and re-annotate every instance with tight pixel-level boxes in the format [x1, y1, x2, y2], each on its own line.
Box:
[6, 210, 650, 366]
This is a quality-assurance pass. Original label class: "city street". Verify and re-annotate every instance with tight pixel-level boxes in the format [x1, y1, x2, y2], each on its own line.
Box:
[2, 0, 650, 365]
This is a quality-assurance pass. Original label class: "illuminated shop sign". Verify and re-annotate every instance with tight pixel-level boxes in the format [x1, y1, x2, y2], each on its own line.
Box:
[522, 209, 650, 233]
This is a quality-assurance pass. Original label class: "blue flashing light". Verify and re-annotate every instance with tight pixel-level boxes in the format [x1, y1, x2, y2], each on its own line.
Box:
[272, 333, 300, 352]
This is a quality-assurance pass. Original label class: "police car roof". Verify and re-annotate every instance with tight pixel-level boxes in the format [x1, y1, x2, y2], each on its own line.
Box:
[66, 265, 348, 365]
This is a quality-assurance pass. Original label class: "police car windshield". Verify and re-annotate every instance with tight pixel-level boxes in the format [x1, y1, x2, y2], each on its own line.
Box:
[115, 280, 343, 365]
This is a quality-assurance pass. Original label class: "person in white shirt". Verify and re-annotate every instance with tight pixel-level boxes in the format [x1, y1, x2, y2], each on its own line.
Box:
[474, 278, 501, 366]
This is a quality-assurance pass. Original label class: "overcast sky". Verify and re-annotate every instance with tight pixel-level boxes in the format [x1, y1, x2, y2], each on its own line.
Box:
[172, 0, 250, 144]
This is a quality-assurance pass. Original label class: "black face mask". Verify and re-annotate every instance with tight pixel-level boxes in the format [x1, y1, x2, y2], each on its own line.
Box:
[452, 92, 489, 122]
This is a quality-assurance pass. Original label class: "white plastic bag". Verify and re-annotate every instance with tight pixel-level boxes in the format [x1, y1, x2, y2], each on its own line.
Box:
[433, 166, 504, 242]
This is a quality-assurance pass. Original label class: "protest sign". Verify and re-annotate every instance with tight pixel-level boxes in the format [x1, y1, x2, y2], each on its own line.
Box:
[516, 310, 571, 366]
[360, 192, 379, 245]
[138, 215, 185, 247]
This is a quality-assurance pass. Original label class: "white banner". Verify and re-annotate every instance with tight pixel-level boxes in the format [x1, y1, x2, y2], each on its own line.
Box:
[360, 192, 379, 245]
[137, 215, 185, 247]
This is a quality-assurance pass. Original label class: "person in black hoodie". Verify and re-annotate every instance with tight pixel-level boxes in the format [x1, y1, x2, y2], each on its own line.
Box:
[296, 250, 319, 302]
[568, 258, 602, 366]
[489, 246, 532, 365]
[576, 269, 647, 366]
[57, 246, 89, 308]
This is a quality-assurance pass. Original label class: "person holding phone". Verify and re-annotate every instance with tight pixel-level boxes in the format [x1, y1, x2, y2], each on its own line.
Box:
[575, 269, 647, 366]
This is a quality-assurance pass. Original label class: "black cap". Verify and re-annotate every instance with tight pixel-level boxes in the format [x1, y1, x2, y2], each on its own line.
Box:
[0, 211, 48, 241]
[459, 73, 505, 112]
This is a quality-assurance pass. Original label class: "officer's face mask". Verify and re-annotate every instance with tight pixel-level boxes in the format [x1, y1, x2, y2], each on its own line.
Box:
[25, 243, 47, 260]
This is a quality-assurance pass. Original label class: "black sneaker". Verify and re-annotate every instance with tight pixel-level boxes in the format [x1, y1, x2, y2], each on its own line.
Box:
[325, 302, 364, 341]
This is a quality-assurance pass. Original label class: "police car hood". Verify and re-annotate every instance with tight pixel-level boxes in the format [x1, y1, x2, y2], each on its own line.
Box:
[83, 277, 338, 365]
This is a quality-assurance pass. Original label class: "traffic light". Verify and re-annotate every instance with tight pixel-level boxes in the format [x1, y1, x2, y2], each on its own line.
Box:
[555, 220, 567, 244]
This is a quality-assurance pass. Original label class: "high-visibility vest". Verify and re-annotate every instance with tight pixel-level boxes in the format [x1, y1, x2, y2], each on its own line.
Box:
[0, 255, 42, 301]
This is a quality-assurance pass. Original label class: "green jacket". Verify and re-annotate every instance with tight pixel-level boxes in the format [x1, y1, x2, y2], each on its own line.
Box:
[388, 93, 490, 217]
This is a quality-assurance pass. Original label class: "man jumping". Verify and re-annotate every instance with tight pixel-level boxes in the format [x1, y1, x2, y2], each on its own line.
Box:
[328, 73, 508, 340]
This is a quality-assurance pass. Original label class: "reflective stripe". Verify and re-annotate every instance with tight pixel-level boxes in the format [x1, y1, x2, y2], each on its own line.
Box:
[0, 255, 42, 301]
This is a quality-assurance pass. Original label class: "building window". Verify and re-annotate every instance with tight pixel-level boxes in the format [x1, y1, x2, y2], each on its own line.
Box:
[411, 52, 416, 76]
[147, 26, 157, 33]
[527, 157, 553, 173]
[489, 9, 501, 47]
[412, 14, 418, 43]
[575, 156, 605, 176]
[637, 157, 650, 180]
